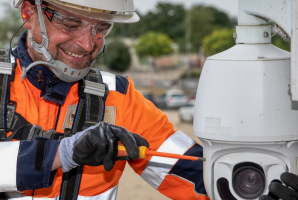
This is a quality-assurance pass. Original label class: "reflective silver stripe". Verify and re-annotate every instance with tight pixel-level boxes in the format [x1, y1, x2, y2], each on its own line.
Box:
[0, 62, 12, 75]
[140, 130, 196, 189]
[0, 141, 20, 192]
[6, 185, 118, 200]
[78, 185, 118, 200]
[7, 194, 58, 200]
[10, 53, 16, 64]
[101, 71, 116, 91]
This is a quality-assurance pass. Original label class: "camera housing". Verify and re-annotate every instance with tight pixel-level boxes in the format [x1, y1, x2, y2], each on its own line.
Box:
[193, 1, 298, 199]
[194, 43, 298, 199]
[194, 42, 298, 199]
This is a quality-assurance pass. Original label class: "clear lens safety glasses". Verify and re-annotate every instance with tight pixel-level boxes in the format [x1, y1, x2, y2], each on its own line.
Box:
[41, 4, 114, 39]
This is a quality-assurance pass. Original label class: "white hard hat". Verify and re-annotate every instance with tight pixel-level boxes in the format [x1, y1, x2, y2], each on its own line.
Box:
[11, 0, 140, 23]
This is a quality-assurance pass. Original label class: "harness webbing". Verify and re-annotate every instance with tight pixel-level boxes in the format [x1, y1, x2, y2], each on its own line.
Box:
[0, 74, 9, 132]
[59, 69, 107, 200]
[0, 48, 12, 140]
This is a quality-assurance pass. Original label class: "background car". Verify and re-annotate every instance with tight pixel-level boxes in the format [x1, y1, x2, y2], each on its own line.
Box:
[157, 89, 188, 109]
[187, 92, 196, 105]
[140, 90, 157, 105]
[178, 101, 195, 122]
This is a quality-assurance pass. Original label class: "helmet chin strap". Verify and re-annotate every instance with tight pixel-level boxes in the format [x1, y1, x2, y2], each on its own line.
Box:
[22, 0, 104, 83]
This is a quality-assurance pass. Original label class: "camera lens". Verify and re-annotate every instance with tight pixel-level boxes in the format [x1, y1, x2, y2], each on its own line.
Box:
[232, 166, 265, 199]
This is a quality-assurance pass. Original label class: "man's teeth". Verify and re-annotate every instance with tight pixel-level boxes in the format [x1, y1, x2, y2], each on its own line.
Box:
[65, 50, 84, 58]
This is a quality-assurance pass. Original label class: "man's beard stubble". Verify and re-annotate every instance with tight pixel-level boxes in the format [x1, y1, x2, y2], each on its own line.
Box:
[27, 29, 96, 70]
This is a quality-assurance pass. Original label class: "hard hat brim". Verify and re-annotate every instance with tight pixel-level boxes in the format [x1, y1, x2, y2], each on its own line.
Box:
[45, 0, 140, 23]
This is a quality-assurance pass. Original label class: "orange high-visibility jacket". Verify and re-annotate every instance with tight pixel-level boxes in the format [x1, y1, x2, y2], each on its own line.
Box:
[4, 32, 209, 200]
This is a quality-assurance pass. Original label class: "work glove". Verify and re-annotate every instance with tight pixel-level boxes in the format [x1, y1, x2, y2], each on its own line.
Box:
[259, 172, 298, 200]
[59, 122, 149, 172]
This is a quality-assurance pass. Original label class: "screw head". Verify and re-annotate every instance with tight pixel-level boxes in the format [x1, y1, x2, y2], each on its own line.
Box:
[264, 32, 269, 38]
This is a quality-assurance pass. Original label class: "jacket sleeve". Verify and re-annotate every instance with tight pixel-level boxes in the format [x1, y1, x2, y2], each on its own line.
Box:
[123, 78, 209, 200]
[0, 139, 59, 192]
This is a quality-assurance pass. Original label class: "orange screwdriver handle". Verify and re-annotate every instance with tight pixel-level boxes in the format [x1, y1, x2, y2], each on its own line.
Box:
[117, 142, 147, 159]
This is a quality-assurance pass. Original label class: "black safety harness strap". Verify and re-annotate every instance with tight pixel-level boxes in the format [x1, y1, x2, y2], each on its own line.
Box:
[59, 68, 108, 200]
[0, 73, 10, 139]
[0, 48, 13, 141]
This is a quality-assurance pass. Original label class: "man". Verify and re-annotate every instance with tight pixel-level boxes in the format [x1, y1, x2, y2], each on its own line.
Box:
[0, 0, 209, 199]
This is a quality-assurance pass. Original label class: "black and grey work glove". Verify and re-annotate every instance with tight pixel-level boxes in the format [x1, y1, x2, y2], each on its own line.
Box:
[259, 172, 298, 200]
[59, 122, 149, 172]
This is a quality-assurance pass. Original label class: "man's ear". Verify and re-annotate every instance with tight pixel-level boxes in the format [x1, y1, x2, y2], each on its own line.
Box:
[20, 1, 35, 29]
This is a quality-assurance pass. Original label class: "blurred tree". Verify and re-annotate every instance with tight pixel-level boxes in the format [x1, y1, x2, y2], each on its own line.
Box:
[142, 3, 186, 41]
[103, 39, 131, 72]
[109, 3, 238, 54]
[135, 32, 173, 59]
[272, 35, 291, 52]
[0, 2, 25, 47]
[202, 28, 235, 56]
[186, 5, 234, 52]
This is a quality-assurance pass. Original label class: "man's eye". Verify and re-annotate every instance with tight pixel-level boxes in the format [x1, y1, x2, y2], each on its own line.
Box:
[63, 23, 80, 30]
[96, 24, 110, 32]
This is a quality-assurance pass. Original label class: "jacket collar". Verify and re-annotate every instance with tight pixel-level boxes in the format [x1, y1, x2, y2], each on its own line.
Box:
[12, 31, 75, 105]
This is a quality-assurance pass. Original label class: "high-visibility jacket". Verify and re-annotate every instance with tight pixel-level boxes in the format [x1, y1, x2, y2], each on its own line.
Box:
[1, 32, 209, 200]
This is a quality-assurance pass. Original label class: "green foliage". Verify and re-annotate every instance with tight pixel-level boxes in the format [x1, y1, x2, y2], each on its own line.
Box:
[202, 28, 235, 56]
[272, 35, 291, 52]
[142, 3, 186, 41]
[109, 3, 236, 53]
[135, 32, 174, 58]
[181, 70, 201, 78]
[103, 39, 131, 72]
[185, 5, 234, 52]
[0, 3, 25, 47]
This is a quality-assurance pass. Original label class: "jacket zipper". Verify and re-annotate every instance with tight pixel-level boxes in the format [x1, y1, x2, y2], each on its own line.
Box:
[54, 105, 61, 130]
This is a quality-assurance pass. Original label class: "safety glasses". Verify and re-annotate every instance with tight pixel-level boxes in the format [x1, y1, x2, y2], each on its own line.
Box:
[41, 4, 114, 39]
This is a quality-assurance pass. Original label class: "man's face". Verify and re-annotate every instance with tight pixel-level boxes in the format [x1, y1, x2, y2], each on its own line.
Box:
[26, 3, 105, 69]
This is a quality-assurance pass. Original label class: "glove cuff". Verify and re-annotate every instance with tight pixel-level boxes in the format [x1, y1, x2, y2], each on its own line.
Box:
[59, 136, 79, 172]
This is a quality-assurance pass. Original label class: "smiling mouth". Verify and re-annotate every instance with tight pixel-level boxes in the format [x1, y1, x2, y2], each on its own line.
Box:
[62, 49, 86, 58]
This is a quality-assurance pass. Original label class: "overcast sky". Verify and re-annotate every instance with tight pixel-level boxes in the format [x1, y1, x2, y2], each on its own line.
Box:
[0, 0, 238, 18]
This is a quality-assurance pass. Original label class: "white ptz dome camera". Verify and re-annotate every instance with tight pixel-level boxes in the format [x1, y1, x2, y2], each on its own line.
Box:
[193, 0, 298, 199]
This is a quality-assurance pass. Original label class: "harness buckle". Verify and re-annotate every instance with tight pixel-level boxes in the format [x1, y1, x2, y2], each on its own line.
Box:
[43, 129, 56, 140]
[27, 125, 43, 141]
[84, 80, 106, 97]
[6, 101, 17, 130]
[0, 129, 6, 141]
[45, 78, 55, 95]
[82, 120, 98, 131]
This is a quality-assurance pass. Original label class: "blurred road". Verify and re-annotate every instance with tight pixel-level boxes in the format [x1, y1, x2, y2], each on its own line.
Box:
[116, 109, 202, 200]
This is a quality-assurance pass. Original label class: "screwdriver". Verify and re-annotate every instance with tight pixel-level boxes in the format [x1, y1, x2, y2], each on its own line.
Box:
[117, 142, 205, 161]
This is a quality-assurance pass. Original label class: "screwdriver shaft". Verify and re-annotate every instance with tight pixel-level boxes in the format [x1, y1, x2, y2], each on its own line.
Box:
[145, 150, 205, 161]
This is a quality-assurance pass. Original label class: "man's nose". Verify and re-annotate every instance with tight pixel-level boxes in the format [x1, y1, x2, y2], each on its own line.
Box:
[74, 28, 95, 52]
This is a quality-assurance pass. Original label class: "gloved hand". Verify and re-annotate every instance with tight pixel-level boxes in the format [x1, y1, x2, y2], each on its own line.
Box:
[59, 122, 149, 172]
[259, 172, 298, 200]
